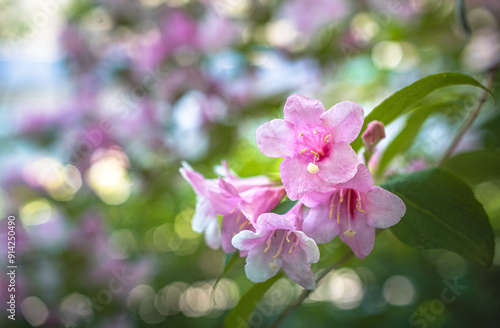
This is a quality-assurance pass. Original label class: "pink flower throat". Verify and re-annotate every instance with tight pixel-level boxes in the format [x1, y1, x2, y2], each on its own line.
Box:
[295, 127, 332, 174]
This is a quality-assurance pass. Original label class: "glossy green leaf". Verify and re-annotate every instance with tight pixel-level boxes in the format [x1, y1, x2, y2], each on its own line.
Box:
[376, 103, 450, 175]
[443, 150, 500, 185]
[352, 72, 492, 151]
[224, 274, 283, 328]
[384, 168, 494, 266]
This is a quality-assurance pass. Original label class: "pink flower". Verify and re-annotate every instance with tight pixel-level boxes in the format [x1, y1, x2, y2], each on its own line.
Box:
[179, 161, 285, 252]
[362, 120, 386, 152]
[232, 203, 320, 290]
[256, 94, 364, 200]
[302, 164, 406, 259]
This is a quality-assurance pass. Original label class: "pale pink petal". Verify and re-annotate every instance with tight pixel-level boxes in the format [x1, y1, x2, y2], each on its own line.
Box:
[239, 186, 286, 224]
[204, 218, 222, 250]
[232, 229, 268, 251]
[335, 164, 374, 193]
[321, 101, 364, 143]
[339, 213, 375, 259]
[221, 211, 253, 253]
[300, 191, 333, 208]
[256, 119, 296, 158]
[317, 142, 358, 184]
[280, 157, 335, 201]
[294, 231, 320, 263]
[281, 240, 317, 290]
[283, 93, 325, 126]
[256, 213, 296, 232]
[245, 242, 282, 283]
[303, 202, 340, 244]
[192, 198, 214, 233]
[179, 161, 206, 195]
[363, 187, 406, 228]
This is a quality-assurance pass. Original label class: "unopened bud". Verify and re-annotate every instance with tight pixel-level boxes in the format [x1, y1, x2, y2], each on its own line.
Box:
[362, 121, 385, 152]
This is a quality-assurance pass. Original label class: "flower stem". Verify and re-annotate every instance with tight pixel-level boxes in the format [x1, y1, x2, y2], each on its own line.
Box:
[438, 67, 497, 166]
[269, 251, 354, 328]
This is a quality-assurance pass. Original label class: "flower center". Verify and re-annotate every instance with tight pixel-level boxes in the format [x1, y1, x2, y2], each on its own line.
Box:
[328, 189, 366, 237]
[296, 128, 332, 174]
[264, 229, 298, 269]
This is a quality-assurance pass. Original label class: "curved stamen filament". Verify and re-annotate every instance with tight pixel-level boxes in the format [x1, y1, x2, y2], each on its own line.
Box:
[273, 230, 289, 259]
[324, 134, 332, 143]
[239, 220, 250, 230]
[288, 235, 297, 254]
[329, 190, 337, 219]
[264, 234, 273, 253]
[337, 190, 342, 224]
[310, 150, 320, 159]
[236, 211, 242, 223]
[300, 147, 308, 154]
[344, 190, 356, 237]
[298, 132, 304, 137]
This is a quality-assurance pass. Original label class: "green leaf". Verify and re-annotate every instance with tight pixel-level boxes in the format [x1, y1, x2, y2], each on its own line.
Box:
[376, 103, 451, 175]
[352, 72, 492, 151]
[225, 274, 283, 328]
[212, 252, 243, 303]
[384, 168, 494, 266]
[442, 150, 500, 185]
[272, 199, 297, 214]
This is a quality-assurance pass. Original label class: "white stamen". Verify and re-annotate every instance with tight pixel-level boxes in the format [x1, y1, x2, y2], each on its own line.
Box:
[344, 229, 356, 237]
[307, 163, 319, 174]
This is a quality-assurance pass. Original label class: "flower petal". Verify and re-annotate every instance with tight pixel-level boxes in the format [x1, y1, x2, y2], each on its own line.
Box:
[339, 213, 375, 259]
[283, 93, 325, 126]
[321, 101, 364, 143]
[317, 142, 358, 184]
[179, 161, 206, 195]
[192, 197, 214, 233]
[281, 236, 318, 290]
[204, 218, 222, 250]
[303, 202, 341, 244]
[221, 211, 253, 253]
[294, 231, 321, 263]
[363, 186, 406, 228]
[256, 119, 296, 158]
[335, 164, 374, 193]
[239, 186, 286, 225]
[280, 157, 335, 201]
[244, 242, 282, 283]
[256, 212, 297, 232]
[232, 229, 268, 252]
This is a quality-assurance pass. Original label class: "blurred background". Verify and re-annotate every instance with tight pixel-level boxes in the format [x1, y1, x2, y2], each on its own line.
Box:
[1, 0, 500, 327]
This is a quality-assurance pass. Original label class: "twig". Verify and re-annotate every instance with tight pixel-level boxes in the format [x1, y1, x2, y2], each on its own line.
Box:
[438, 67, 497, 166]
[269, 251, 354, 328]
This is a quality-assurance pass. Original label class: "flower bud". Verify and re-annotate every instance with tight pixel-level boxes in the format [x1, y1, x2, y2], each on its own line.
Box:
[362, 120, 385, 152]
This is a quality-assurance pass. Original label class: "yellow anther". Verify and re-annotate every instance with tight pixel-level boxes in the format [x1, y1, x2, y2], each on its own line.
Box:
[310, 150, 320, 159]
[344, 229, 356, 237]
[324, 134, 332, 142]
[300, 148, 308, 154]
[314, 130, 318, 134]
[329, 205, 334, 219]
[307, 163, 319, 174]
[337, 210, 340, 224]
[298, 132, 304, 137]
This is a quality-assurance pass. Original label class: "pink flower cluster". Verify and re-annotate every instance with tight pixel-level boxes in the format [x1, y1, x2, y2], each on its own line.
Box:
[181, 94, 406, 289]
